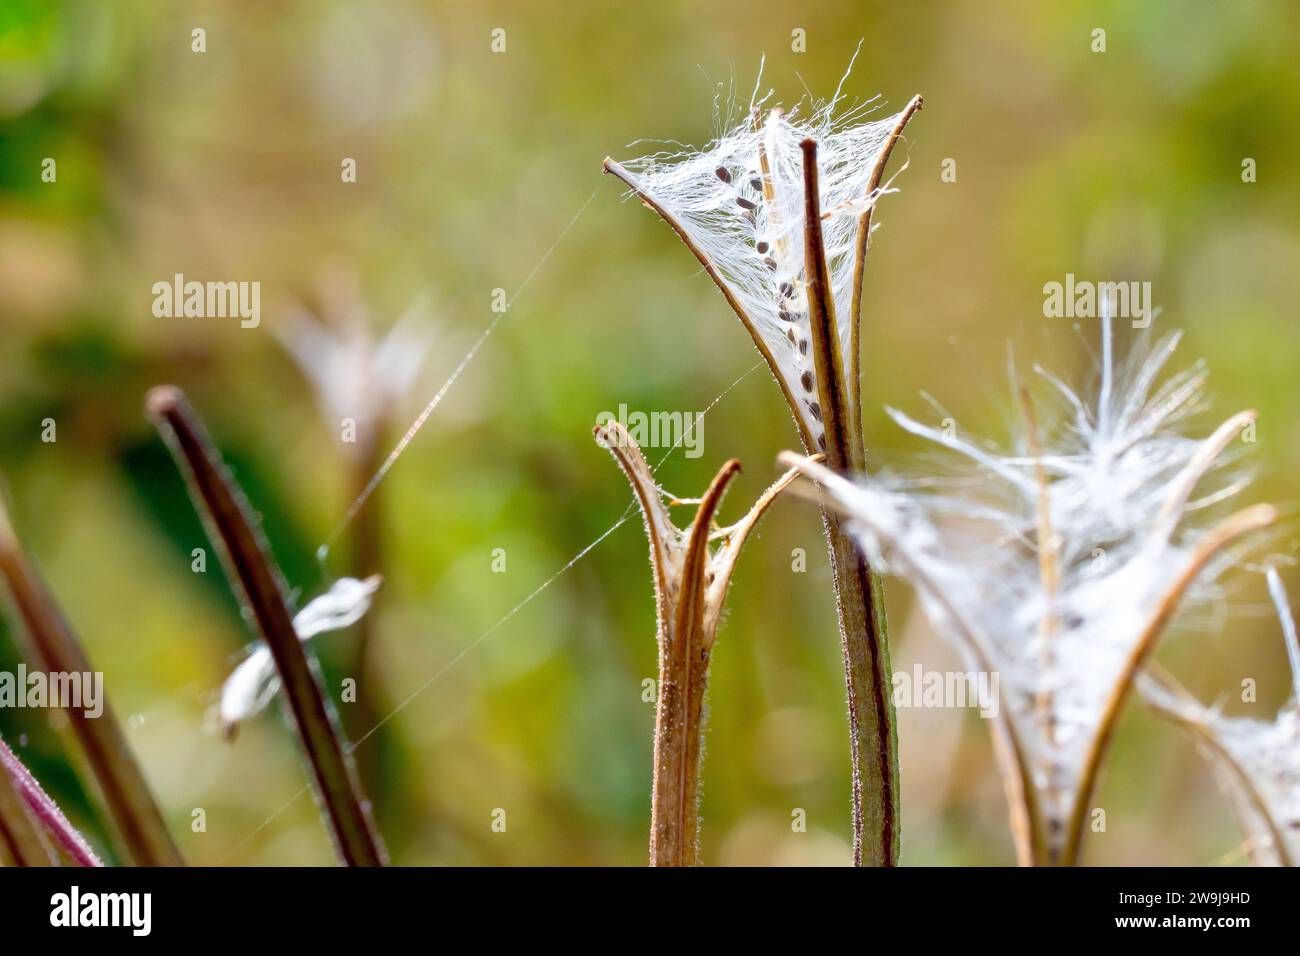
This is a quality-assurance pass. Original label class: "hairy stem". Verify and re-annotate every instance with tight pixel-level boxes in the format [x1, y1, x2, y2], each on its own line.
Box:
[801, 139, 898, 866]
[147, 385, 387, 866]
[0, 494, 181, 866]
[0, 734, 101, 866]
[650, 461, 738, 866]
[0, 737, 53, 866]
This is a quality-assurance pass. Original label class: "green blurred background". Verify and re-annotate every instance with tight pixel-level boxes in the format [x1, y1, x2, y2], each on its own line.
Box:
[1, 0, 1299, 865]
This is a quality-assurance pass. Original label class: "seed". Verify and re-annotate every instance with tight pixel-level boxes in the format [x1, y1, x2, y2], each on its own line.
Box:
[715, 167, 732, 184]
[801, 371, 814, 393]
[756, 241, 769, 254]
[736, 196, 757, 211]
[808, 401, 822, 422]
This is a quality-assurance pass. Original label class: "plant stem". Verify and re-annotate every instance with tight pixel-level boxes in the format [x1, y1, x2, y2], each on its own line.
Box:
[147, 385, 387, 866]
[601, 424, 800, 865]
[0, 736, 53, 866]
[650, 460, 739, 866]
[0, 734, 101, 866]
[0, 494, 181, 866]
[344, 422, 387, 807]
[1142, 665, 1293, 868]
[801, 139, 899, 866]
[848, 94, 923, 434]
[1059, 503, 1277, 866]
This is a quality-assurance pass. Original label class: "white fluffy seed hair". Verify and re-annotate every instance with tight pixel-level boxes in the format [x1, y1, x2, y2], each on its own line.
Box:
[608, 51, 911, 447]
[1140, 566, 1300, 866]
[275, 295, 435, 430]
[219, 576, 381, 735]
[784, 313, 1262, 856]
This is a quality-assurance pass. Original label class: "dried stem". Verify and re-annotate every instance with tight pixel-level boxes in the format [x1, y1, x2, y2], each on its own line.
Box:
[1059, 503, 1278, 866]
[658, 460, 737, 866]
[0, 494, 180, 866]
[343, 420, 387, 805]
[1266, 566, 1300, 705]
[146, 385, 386, 866]
[848, 94, 923, 428]
[598, 423, 797, 865]
[1142, 665, 1293, 868]
[0, 734, 101, 866]
[801, 139, 898, 866]
[1156, 410, 1257, 539]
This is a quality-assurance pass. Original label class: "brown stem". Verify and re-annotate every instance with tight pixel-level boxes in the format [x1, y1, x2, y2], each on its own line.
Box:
[1059, 504, 1277, 866]
[0, 494, 182, 866]
[848, 94, 923, 431]
[1142, 666, 1293, 868]
[344, 423, 386, 807]
[599, 423, 800, 865]
[651, 460, 739, 866]
[802, 139, 898, 866]
[146, 385, 387, 866]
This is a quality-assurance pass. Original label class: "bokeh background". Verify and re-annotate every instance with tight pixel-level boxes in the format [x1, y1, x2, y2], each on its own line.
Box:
[2, 0, 1299, 865]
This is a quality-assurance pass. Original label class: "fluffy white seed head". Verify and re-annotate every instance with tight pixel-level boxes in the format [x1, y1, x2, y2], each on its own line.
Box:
[784, 315, 1260, 853]
[609, 58, 911, 447]
[1141, 567, 1300, 865]
[219, 575, 381, 737]
[276, 295, 435, 431]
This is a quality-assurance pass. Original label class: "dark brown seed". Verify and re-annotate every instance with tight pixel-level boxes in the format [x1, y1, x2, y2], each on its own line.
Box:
[808, 401, 822, 422]
[736, 196, 757, 211]
[817, 434, 827, 451]
[715, 166, 732, 184]
[764, 257, 777, 271]
[798, 338, 808, 355]
[779, 282, 794, 299]
[750, 178, 762, 191]
[756, 241, 769, 254]
[800, 370, 814, 393]
[778, 308, 791, 323]
[786, 329, 797, 344]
